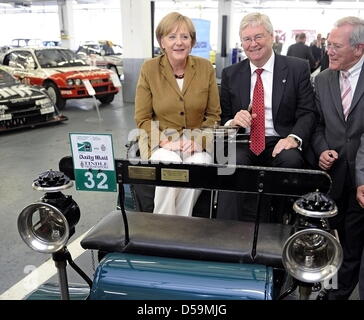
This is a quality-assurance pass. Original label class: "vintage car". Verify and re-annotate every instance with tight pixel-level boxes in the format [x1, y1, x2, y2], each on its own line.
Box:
[76, 41, 123, 80]
[18, 146, 343, 301]
[1, 47, 120, 109]
[0, 67, 67, 132]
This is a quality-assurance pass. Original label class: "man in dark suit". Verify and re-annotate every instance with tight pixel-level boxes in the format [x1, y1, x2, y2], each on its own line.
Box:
[287, 32, 316, 71]
[312, 16, 364, 300]
[216, 12, 316, 221]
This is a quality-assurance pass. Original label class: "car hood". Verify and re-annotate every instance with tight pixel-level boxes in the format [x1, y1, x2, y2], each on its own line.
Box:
[42, 66, 112, 78]
[0, 83, 46, 104]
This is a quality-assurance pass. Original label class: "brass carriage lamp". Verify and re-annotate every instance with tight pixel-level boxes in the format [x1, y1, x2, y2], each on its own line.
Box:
[18, 170, 80, 254]
[18, 170, 92, 300]
[282, 191, 343, 285]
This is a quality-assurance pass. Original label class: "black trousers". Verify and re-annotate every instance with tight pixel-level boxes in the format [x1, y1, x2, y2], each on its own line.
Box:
[216, 137, 304, 221]
[327, 169, 364, 300]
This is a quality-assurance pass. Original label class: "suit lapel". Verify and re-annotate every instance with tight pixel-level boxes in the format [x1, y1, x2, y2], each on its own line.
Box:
[160, 55, 183, 98]
[349, 66, 364, 115]
[238, 61, 251, 109]
[328, 70, 345, 122]
[272, 55, 288, 120]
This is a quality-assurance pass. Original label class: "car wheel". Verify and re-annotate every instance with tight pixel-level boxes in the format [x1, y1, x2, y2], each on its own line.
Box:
[97, 93, 115, 104]
[45, 82, 66, 110]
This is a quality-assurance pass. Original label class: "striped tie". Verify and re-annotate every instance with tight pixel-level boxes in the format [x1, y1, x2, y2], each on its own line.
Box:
[340, 70, 352, 121]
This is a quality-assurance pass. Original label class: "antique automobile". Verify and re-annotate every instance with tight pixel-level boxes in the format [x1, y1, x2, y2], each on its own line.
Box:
[0, 66, 67, 132]
[18, 136, 343, 300]
[1, 47, 120, 109]
[76, 41, 123, 80]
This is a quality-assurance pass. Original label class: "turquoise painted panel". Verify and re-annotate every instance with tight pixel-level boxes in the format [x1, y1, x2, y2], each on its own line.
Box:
[90, 253, 273, 300]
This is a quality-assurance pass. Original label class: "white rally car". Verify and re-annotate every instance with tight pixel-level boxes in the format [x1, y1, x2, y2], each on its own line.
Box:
[1, 47, 121, 109]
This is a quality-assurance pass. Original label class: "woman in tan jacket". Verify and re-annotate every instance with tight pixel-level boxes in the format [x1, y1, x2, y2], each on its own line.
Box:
[134, 12, 221, 216]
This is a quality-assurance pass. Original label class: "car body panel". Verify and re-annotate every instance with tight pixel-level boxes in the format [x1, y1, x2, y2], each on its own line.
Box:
[26, 282, 89, 300]
[89, 253, 273, 300]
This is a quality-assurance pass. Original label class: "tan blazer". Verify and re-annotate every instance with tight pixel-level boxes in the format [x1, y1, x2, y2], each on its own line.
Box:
[135, 54, 221, 159]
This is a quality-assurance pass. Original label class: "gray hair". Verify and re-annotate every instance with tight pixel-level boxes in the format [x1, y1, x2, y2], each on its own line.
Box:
[239, 12, 274, 36]
[335, 16, 364, 46]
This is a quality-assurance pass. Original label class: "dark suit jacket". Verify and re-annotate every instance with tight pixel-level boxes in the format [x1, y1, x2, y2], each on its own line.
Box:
[287, 42, 316, 70]
[220, 54, 316, 150]
[312, 66, 364, 199]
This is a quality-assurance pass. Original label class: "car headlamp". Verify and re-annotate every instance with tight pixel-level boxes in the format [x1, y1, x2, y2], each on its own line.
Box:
[293, 191, 337, 218]
[74, 79, 82, 86]
[282, 228, 342, 283]
[18, 170, 80, 253]
[66, 79, 74, 86]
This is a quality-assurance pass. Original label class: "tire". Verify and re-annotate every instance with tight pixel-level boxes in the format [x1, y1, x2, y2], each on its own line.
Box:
[45, 82, 66, 110]
[97, 93, 115, 104]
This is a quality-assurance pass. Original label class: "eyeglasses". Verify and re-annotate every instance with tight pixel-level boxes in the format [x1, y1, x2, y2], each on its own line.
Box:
[326, 42, 345, 53]
[165, 33, 191, 42]
[241, 34, 266, 44]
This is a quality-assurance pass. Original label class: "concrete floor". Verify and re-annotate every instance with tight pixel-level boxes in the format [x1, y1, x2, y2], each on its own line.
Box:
[0, 91, 135, 296]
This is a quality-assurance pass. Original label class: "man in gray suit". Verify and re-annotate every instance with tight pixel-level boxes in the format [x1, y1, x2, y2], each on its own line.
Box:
[355, 135, 364, 300]
[312, 16, 364, 300]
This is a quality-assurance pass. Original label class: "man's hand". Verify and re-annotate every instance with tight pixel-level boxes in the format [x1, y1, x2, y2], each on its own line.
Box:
[319, 150, 338, 171]
[357, 185, 364, 208]
[272, 136, 298, 157]
[232, 110, 256, 128]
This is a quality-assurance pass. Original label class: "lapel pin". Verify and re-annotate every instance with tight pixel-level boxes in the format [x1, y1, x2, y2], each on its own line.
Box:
[282, 79, 286, 83]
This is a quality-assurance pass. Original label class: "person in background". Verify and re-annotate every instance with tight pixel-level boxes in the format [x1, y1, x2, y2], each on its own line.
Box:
[316, 33, 322, 49]
[134, 12, 221, 217]
[320, 36, 330, 71]
[311, 16, 364, 300]
[216, 12, 316, 221]
[310, 39, 322, 70]
[287, 32, 316, 71]
[272, 35, 283, 54]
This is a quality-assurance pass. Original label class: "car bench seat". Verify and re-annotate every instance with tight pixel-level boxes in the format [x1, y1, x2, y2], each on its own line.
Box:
[81, 210, 293, 268]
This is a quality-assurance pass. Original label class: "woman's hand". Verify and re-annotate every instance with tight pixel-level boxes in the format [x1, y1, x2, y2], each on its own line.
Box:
[159, 139, 202, 153]
[159, 139, 181, 151]
[180, 139, 202, 153]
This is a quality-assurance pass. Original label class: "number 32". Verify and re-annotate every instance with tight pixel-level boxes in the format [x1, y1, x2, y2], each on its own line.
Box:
[84, 172, 108, 189]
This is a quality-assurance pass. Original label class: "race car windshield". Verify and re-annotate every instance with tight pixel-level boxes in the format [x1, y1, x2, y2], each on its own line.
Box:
[35, 49, 88, 68]
[0, 69, 17, 86]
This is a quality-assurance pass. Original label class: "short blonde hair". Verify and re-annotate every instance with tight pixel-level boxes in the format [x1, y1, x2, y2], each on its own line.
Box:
[239, 12, 274, 36]
[156, 12, 196, 50]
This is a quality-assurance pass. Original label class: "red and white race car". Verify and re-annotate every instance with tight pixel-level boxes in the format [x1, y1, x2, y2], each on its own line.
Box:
[1, 47, 120, 109]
